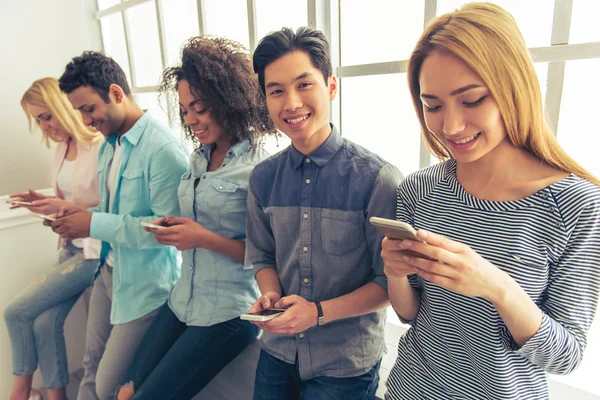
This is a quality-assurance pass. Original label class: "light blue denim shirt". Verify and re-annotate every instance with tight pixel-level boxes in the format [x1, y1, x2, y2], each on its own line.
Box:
[168, 139, 270, 326]
[90, 111, 189, 324]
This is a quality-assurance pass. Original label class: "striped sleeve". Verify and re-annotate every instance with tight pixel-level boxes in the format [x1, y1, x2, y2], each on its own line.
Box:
[517, 201, 600, 374]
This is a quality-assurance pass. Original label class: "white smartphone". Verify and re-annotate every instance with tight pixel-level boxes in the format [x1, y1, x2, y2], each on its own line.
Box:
[7, 200, 33, 206]
[369, 217, 421, 241]
[31, 213, 56, 222]
[240, 308, 287, 322]
[141, 222, 167, 230]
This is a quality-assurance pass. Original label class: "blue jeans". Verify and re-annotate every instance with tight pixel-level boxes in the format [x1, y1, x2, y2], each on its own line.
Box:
[120, 303, 259, 399]
[253, 350, 381, 400]
[3, 242, 99, 389]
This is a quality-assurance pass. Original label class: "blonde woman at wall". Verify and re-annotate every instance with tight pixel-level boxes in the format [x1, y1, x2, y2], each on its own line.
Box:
[382, 3, 600, 399]
[4, 77, 103, 400]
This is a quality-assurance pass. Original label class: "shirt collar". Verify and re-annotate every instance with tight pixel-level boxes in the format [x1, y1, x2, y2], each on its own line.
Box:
[107, 111, 150, 147]
[199, 138, 251, 162]
[289, 124, 342, 169]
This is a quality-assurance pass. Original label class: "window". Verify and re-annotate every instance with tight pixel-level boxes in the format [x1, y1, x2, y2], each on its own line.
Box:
[160, 0, 200, 66]
[569, 0, 600, 44]
[204, 0, 250, 49]
[557, 59, 600, 178]
[341, 74, 422, 175]
[125, 2, 163, 87]
[340, 0, 425, 66]
[100, 13, 132, 85]
[255, 0, 307, 41]
[97, 0, 120, 10]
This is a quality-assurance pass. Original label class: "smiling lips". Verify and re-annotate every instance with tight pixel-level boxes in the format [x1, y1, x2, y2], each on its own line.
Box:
[446, 132, 481, 150]
[284, 113, 311, 128]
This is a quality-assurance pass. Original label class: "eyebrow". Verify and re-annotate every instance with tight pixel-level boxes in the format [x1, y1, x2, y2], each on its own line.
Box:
[420, 84, 483, 100]
[265, 72, 313, 89]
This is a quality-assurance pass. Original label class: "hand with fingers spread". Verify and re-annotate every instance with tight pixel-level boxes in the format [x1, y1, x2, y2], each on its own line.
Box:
[25, 197, 72, 215]
[7, 189, 49, 209]
[259, 295, 318, 336]
[398, 229, 508, 301]
[150, 216, 209, 251]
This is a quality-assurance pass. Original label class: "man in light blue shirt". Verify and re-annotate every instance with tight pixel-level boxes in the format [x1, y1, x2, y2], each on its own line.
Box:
[51, 51, 188, 399]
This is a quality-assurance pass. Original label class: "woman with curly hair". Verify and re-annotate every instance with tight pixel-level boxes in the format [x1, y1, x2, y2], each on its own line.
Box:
[115, 36, 278, 400]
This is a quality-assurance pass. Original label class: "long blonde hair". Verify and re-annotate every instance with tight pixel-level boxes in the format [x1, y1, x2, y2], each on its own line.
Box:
[408, 2, 600, 186]
[20, 77, 102, 148]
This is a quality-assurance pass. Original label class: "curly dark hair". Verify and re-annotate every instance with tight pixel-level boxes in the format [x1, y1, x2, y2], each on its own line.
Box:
[159, 36, 278, 149]
[59, 51, 131, 102]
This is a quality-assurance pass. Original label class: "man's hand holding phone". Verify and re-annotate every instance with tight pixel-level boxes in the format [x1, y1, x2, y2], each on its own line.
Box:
[247, 293, 319, 336]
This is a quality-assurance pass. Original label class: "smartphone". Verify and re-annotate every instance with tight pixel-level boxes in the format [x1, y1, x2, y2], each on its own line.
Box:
[31, 213, 56, 222]
[240, 308, 287, 322]
[141, 222, 167, 230]
[370, 217, 435, 260]
[369, 217, 421, 241]
[7, 200, 33, 206]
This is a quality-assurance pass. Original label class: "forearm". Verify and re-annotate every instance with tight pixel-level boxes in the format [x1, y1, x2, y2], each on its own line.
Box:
[491, 271, 543, 347]
[321, 282, 389, 323]
[255, 268, 283, 297]
[388, 275, 421, 322]
[202, 231, 245, 264]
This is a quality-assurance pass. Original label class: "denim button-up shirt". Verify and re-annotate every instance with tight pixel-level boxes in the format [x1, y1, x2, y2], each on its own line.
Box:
[169, 139, 269, 326]
[246, 126, 403, 379]
[90, 112, 189, 324]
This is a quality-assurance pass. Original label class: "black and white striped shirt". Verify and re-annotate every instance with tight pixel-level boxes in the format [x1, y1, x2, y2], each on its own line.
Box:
[386, 160, 600, 400]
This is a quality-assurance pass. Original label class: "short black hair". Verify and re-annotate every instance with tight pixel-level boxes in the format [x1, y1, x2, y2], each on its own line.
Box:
[253, 27, 332, 94]
[159, 36, 278, 149]
[59, 51, 131, 102]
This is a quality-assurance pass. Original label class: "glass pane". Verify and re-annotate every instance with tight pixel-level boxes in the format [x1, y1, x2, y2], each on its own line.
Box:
[557, 59, 600, 178]
[436, 0, 555, 48]
[100, 13, 132, 86]
[534, 62, 548, 107]
[161, 0, 200, 66]
[98, 0, 120, 10]
[125, 2, 163, 87]
[255, 0, 308, 42]
[569, 0, 600, 44]
[204, 0, 250, 49]
[341, 0, 425, 66]
[134, 92, 169, 126]
[341, 74, 421, 176]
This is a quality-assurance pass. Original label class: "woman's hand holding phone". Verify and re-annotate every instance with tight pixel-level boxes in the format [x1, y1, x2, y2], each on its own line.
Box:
[7, 189, 47, 209]
[147, 216, 210, 251]
[397, 229, 509, 302]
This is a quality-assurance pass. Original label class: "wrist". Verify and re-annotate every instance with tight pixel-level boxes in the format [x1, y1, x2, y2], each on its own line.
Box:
[489, 270, 511, 306]
[314, 301, 324, 326]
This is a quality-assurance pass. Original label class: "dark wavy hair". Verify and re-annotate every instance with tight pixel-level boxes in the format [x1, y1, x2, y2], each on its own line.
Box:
[253, 27, 332, 95]
[59, 51, 131, 102]
[159, 36, 278, 149]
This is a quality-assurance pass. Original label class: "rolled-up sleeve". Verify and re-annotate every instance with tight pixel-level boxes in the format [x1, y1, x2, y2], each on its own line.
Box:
[245, 172, 277, 274]
[365, 163, 404, 291]
[517, 203, 600, 374]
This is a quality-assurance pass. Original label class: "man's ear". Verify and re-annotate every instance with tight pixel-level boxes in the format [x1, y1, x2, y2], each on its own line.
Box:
[108, 84, 125, 104]
[328, 76, 338, 101]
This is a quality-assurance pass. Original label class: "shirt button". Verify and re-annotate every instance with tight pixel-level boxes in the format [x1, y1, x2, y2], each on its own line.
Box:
[219, 186, 223, 190]
[303, 213, 308, 219]
[547, 206, 555, 213]
[304, 278, 309, 284]
[189, 265, 193, 271]
[299, 333, 305, 338]
[305, 179, 311, 184]
[305, 158, 311, 163]
[303, 246, 308, 252]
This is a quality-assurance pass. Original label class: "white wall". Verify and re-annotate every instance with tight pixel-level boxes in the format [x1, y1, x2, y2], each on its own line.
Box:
[0, 0, 102, 196]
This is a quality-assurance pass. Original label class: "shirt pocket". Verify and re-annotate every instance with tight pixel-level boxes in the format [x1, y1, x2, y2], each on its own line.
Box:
[207, 178, 243, 208]
[120, 168, 144, 200]
[320, 209, 364, 256]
